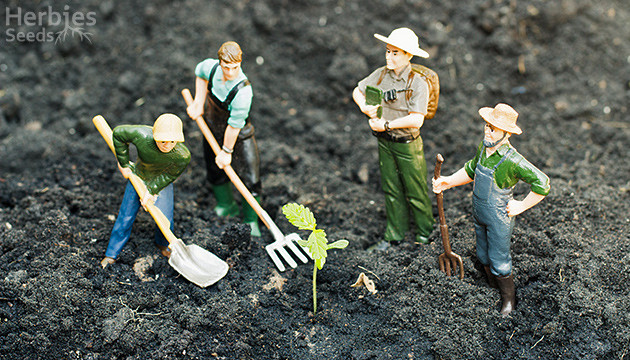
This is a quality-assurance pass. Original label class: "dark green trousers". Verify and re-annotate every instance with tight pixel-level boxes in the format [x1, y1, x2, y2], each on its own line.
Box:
[378, 136, 434, 241]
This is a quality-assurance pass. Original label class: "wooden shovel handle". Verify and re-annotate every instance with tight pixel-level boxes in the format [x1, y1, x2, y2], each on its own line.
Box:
[92, 115, 177, 244]
[181, 89, 274, 231]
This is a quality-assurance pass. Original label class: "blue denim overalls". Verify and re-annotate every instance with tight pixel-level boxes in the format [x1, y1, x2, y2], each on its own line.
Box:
[472, 147, 515, 277]
[105, 181, 173, 259]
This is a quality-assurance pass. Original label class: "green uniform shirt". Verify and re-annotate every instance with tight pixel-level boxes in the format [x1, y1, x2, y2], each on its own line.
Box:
[357, 64, 429, 138]
[113, 125, 191, 195]
[464, 142, 550, 196]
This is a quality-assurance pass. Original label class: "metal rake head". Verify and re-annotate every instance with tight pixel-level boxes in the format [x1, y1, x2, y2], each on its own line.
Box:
[265, 233, 312, 272]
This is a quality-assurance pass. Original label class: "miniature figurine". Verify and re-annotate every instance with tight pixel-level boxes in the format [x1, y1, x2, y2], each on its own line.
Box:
[186, 41, 262, 237]
[432, 103, 550, 316]
[101, 114, 191, 268]
[352, 27, 436, 249]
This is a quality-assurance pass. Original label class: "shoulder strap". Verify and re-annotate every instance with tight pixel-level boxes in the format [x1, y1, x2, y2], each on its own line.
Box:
[207, 62, 220, 92]
[493, 148, 515, 171]
[376, 67, 387, 86]
[225, 79, 251, 106]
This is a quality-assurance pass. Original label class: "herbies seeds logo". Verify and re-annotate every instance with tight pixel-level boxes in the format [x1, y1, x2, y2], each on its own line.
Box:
[5, 5, 96, 44]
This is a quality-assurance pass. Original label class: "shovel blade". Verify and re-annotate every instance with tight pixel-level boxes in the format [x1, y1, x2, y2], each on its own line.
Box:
[168, 238, 229, 287]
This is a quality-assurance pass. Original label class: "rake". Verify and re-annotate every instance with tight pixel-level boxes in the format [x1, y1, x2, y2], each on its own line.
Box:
[182, 89, 311, 271]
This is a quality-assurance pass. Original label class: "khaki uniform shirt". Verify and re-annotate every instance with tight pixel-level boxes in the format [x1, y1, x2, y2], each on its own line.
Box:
[358, 64, 429, 138]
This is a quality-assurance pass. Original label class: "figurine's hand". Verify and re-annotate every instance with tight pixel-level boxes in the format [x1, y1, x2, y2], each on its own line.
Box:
[215, 151, 232, 169]
[369, 118, 387, 132]
[118, 164, 133, 179]
[432, 176, 450, 194]
[506, 199, 527, 217]
[361, 104, 379, 119]
[140, 191, 158, 211]
[186, 101, 204, 120]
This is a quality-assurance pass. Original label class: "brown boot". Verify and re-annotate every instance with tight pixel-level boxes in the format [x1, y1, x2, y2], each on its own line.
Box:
[100, 257, 116, 269]
[156, 244, 171, 258]
[483, 266, 498, 289]
[496, 274, 516, 317]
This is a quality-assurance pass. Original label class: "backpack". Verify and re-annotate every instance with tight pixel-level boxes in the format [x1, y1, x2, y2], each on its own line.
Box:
[376, 63, 440, 119]
[410, 64, 439, 120]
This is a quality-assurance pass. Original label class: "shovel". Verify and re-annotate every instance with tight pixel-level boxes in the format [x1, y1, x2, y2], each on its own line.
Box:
[434, 154, 464, 280]
[93, 115, 229, 287]
[181, 89, 311, 272]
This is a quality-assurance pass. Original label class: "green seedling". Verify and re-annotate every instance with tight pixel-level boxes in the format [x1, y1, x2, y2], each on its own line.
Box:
[282, 203, 349, 314]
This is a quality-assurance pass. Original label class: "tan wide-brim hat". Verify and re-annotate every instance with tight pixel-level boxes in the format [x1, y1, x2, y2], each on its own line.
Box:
[374, 27, 429, 58]
[478, 103, 522, 135]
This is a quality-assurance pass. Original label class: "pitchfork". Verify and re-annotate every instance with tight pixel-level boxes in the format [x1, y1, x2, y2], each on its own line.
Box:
[434, 154, 464, 279]
[182, 89, 311, 271]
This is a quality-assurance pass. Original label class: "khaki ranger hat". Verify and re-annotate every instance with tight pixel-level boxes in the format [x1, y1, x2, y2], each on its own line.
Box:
[374, 27, 430, 58]
[153, 113, 185, 142]
[478, 103, 522, 135]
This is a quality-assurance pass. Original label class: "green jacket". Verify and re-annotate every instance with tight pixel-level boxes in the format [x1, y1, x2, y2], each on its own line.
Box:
[113, 125, 191, 195]
[464, 142, 550, 196]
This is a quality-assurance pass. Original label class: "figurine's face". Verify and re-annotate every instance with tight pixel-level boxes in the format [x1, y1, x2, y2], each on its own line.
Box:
[156, 141, 177, 153]
[220, 60, 241, 81]
[385, 44, 412, 72]
[484, 123, 508, 146]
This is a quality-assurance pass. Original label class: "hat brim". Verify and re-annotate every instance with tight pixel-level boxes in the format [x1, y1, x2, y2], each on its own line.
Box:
[374, 33, 429, 58]
[479, 107, 522, 135]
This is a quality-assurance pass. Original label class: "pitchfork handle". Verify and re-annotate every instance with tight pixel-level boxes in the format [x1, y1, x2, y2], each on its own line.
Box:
[434, 154, 453, 255]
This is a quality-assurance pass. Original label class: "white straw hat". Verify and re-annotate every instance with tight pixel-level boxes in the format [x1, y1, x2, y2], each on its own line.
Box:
[374, 27, 429, 58]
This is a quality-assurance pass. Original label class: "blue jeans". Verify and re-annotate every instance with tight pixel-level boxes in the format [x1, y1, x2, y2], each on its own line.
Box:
[105, 181, 173, 259]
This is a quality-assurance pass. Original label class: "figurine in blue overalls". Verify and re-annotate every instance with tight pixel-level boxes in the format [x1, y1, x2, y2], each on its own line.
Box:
[187, 41, 262, 236]
[432, 103, 550, 316]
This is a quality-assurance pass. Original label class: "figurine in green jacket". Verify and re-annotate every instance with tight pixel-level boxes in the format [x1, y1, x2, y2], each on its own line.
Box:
[432, 103, 550, 316]
[101, 114, 191, 268]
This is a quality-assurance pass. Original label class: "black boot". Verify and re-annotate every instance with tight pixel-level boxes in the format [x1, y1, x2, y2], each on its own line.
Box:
[483, 266, 498, 289]
[496, 274, 516, 317]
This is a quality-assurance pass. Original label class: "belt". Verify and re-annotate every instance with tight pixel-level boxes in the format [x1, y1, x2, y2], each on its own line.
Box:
[372, 130, 419, 144]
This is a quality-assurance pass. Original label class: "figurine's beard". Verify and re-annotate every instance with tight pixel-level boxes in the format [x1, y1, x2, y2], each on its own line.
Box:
[483, 133, 507, 148]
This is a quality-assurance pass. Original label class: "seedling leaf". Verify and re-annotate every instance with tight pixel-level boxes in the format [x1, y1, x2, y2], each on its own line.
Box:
[282, 203, 317, 230]
[315, 257, 326, 270]
[306, 229, 328, 260]
[327, 240, 349, 250]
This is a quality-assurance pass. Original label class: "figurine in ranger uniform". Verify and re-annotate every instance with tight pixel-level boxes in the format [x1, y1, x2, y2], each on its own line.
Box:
[352, 27, 438, 249]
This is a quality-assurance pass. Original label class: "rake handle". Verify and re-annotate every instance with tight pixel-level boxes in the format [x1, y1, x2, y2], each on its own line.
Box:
[181, 89, 279, 233]
[92, 115, 177, 245]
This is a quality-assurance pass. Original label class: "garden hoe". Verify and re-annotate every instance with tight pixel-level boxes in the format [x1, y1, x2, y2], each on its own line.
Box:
[93, 115, 229, 287]
[434, 154, 464, 280]
[182, 89, 311, 272]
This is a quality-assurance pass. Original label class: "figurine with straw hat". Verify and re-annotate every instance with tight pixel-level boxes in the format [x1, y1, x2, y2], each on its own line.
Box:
[432, 103, 550, 316]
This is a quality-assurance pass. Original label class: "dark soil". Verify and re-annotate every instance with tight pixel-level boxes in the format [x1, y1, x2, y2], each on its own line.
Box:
[1, 0, 629, 359]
